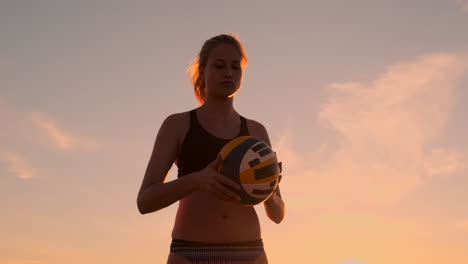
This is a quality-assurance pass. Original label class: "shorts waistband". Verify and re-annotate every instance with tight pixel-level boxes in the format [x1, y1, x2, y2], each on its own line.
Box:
[170, 238, 265, 263]
[171, 239, 263, 248]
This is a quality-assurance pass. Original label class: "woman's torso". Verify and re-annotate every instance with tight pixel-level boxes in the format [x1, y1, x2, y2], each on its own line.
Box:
[171, 108, 261, 243]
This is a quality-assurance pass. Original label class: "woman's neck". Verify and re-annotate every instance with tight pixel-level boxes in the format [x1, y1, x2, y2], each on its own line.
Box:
[198, 97, 238, 122]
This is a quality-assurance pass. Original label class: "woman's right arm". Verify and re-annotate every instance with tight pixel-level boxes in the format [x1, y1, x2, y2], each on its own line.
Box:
[137, 113, 242, 215]
[137, 113, 197, 214]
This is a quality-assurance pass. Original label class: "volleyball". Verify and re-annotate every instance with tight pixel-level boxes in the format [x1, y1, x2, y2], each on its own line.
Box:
[217, 136, 281, 205]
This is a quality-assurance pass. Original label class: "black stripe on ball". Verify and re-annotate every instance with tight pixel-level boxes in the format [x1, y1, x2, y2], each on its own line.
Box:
[252, 188, 275, 195]
[254, 162, 279, 180]
[242, 195, 263, 205]
[258, 148, 272, 157]
[251, 143, 267, 152]
[248, 158, 260, 168]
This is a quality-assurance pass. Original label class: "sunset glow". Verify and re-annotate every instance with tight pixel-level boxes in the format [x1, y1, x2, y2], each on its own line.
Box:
[2, 1, 468, 263]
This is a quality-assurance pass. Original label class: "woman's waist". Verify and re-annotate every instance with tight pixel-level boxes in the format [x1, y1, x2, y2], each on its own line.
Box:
[173, 209, 261, 229]
[174, 199, 261, 227]
[177, 192, 259, 219]
[172, 195, 261, 242]
[171, 222, 262, 243]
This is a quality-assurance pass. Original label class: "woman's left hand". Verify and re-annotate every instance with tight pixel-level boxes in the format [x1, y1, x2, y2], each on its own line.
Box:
[278, 161, 282, 184]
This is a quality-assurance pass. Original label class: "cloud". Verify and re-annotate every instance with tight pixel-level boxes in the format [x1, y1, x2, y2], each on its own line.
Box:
[0, 152, 36, 179]
[0, 98, 95, 178]
[277, 52, 467, 210]
[28, 112, 98, 152]
[1, 98, 98, 153]
[423, 148, 466, 176]
[0, 151, 56, 180]
[456, 0, 468, 12]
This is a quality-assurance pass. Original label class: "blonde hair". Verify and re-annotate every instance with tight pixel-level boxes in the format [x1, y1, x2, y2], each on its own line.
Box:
[187, 34, 249, 105]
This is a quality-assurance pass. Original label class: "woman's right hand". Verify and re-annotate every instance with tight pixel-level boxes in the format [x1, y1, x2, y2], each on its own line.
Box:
[194, 155, 242, 202]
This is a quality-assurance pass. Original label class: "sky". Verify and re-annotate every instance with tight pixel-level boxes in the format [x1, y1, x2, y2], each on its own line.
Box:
[1, 0, 468, 263]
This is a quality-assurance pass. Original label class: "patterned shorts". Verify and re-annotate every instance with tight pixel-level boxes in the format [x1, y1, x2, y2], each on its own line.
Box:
[170, 239, 266, 264]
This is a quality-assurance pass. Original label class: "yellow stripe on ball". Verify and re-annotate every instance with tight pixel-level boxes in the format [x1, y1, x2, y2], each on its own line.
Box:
[239, 157, 280, 184]
[216, 136, 251, 173]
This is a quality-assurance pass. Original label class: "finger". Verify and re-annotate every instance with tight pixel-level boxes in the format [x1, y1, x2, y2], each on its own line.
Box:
[212, 184, 233, 201]
[213, 190, 230, 201]
[206, 182, 226, 200]
[215, 181, 240, 200]
[214, 181, 241, 201]
[216, 174, 241, 190]
[209, 154, 223, 168]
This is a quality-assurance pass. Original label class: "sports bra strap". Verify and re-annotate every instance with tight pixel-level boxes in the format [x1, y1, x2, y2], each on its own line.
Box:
[239, 116, 248, 136]
[189, 109, 199, 129]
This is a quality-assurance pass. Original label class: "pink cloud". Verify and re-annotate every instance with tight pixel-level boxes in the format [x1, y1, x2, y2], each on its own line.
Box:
[276, 52, 467, 210]
[28, 112, 98, 152]
[0, 152, 35, 179]
[0, 98, 94, 178]
[0, 98, 98, 153]
[424, 148, 466, 177]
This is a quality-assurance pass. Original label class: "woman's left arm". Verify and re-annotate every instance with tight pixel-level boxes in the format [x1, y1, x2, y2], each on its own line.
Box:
[264, 184, 284, 224]
[253, 121, 285, 224]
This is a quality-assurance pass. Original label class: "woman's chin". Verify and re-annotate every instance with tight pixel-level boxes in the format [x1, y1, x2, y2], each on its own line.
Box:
[227, 88, 241, 97]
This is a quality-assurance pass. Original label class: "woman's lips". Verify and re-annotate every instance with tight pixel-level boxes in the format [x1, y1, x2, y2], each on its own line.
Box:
[221, 81, 235, 86]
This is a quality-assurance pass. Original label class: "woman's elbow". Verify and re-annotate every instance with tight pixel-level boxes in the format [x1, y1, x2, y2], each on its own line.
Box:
[137, 196, 150, 215]
[266, 209, 285, 224]
[270, 214, 285, 224]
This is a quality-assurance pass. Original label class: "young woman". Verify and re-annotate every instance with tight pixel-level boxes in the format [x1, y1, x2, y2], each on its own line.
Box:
[137, 34, 285, 264]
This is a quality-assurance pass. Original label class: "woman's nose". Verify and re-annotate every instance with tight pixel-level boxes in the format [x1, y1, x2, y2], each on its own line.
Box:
[224, 67, 233, 76]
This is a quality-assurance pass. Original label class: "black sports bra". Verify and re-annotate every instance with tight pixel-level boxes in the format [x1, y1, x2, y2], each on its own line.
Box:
[176, 109, 250, 177]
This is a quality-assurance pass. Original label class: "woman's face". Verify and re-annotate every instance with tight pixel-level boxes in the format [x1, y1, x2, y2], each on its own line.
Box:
[202, 43, 243, 100]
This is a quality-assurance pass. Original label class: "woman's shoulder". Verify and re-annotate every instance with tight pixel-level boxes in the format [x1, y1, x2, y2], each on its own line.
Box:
[160, 110, 192, 152]
[243, 116, 269, 138]
[164, 110, 190, 124]
[162, 110, 192, 132]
